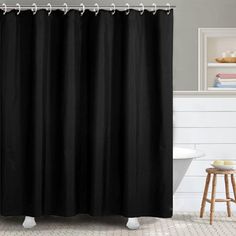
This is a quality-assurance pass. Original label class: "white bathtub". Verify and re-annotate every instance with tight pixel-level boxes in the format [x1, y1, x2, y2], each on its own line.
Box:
[173, 147, 204, 193]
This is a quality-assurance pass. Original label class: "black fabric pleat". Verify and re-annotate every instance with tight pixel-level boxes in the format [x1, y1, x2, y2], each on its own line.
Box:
[0, 9, 173, 217]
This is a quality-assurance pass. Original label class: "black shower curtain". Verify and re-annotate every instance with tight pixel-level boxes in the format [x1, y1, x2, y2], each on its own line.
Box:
[0, 9, 173, 217]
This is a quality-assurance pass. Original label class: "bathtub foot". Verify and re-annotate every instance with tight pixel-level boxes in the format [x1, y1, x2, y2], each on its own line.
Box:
[126, 218, 140, 230]
[22, 216, 36, 229]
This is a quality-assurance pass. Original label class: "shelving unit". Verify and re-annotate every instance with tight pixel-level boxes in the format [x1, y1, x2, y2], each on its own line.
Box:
[198, 28, 236, 93]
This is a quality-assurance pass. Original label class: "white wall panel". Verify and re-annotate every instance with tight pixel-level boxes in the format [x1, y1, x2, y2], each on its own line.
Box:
[185, 161, 214, 176]
[174, 193, 236, 212]
[174, 98, 236, 111]
[176, 176, 234, 193]
[174, 128, 236, 144]
[174, 112, 236, 127]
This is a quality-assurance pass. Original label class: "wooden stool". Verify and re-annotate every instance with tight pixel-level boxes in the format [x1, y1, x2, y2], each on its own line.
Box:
[200, 168, 236, 224]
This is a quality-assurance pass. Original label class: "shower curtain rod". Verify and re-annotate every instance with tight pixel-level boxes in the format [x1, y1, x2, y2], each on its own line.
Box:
[1, 3, 176, 10]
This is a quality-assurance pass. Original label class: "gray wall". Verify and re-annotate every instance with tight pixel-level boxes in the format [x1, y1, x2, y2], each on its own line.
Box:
[1, 0, 236, 90]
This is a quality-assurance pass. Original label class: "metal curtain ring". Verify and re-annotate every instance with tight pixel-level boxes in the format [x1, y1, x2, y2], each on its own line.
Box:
[152, 3, 157, 15]
[125, 3, 130, 15]
[166, 3, 171, 15]
[110, 3, 115, 15]
[94, 3, 99, 16]
[63, 3, 68, 15]
[2, 3, 7, 15]
[47, 3, 52, 15]
[139, 3, 144, 15]
[32, 3, 37, 15]
[16, 3, 21, 15]
[80, 3, 85, 16]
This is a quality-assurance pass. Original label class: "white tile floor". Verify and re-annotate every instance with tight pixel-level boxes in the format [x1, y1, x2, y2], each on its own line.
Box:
[0, 212, 235, 236]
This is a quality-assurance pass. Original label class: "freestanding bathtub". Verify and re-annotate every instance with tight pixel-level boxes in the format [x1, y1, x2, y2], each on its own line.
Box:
[173, 146, 204, 193]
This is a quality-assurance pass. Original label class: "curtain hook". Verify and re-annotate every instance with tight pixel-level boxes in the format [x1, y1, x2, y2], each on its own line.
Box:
[46, 3, 52, 15]
[16, 3, 21, 15]
[94, 3, 99, 16]
[152, 3, 157, 15]
[110, 3, 115, 15]
[32, 3, 37, 15]
[2, 3, 7, 15]
[80, 3, 85, 16]
[63, 3, 68, 15]
[125, 3, 130, 15]
[166, 3, 171, 15]
[139, 3, 144, 15]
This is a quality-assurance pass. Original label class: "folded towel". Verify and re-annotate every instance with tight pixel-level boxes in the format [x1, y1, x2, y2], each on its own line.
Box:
[215, 82, 236, 88]
[216, 78, 236, 82]
[216, 73, 236, 79]
[216, 82, 236, 86]
[215, 78, 236, 85]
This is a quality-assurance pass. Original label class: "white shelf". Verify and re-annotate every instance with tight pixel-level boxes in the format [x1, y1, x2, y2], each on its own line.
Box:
[208, 63, 236, 67]
[208, 87, 236, 91]
[199, 28, 236, 94]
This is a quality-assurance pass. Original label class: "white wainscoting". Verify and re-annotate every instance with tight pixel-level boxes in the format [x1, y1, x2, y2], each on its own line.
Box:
[173, 97, 236, 212]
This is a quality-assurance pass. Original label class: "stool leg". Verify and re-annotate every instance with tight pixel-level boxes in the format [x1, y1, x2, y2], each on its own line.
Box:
[224, 174, 231, 217]
[200, 173, 211, 218]
[210, 174, 217, 225]
[231, 174, 236, 201]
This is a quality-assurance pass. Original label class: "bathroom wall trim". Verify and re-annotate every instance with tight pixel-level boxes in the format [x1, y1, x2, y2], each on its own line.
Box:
[174, 91, 236, 97]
